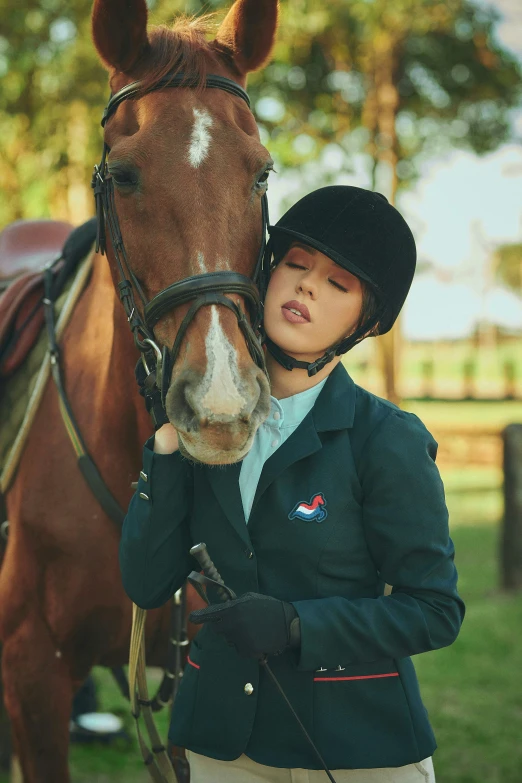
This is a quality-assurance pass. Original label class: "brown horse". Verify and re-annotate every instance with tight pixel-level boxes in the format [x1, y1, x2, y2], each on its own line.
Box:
[0, 0, 278, 780]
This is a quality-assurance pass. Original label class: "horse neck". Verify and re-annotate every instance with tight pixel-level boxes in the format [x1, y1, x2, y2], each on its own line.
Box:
[77, 253, 152, 448]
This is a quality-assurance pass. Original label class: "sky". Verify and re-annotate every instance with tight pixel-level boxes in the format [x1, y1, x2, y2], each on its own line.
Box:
[268, 0, 522, 341]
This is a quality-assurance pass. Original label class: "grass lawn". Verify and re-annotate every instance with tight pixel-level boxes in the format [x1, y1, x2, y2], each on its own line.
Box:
[343, 338, 522, 400]
[415, 525, 522, 783]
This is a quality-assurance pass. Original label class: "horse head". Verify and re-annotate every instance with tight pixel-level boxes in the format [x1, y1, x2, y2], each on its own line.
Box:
[91, 0, 278, 465]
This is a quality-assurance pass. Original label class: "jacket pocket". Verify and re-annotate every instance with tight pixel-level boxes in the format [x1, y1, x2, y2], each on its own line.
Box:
[312, 659, 419, 769]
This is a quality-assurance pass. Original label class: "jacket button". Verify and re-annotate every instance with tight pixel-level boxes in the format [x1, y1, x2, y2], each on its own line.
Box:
[139, 492, 150, 501]
[246, 550, 253, 559]
[140, 470, 148, 482]
[244, 683, 254, 696]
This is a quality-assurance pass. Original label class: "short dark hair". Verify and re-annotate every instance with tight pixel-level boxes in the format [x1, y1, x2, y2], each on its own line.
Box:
[357, 281, 382, 337]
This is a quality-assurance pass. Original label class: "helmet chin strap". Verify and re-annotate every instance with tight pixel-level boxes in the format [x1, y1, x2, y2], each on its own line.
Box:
[263, 309, 385, 378]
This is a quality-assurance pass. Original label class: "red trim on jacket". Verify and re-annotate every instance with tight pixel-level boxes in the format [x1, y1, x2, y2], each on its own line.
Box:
[313, 672, 399, 682]
[187, 655, 200, 670]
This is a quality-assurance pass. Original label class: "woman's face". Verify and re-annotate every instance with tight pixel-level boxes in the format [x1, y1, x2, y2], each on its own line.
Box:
[263, 243, 364, 361]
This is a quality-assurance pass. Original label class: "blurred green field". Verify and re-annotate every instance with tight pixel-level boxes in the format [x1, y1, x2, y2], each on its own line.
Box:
[344, 339, 522, 401]
[405, 399, 522, 428]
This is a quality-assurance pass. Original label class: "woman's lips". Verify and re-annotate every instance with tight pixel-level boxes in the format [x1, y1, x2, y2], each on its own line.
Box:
[281, 300, 311, 324]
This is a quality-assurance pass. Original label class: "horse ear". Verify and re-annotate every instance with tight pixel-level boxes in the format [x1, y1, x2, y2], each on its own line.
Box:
[213, 0, 279, 76]
[92, 0, 149, 73]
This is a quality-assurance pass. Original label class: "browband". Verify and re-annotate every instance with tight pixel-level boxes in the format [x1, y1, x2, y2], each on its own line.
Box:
[102, 73, 250, 127]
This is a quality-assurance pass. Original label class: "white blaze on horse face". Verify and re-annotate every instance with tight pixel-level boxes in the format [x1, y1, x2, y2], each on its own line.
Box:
[195, 253, 228, 274]
[200, 306, 246, 416]
[188, 109, 213, 168]
[197, 252, 207, 274]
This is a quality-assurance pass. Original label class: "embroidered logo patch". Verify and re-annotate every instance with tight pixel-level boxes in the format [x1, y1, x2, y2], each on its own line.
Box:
[288, 493, 327, 523]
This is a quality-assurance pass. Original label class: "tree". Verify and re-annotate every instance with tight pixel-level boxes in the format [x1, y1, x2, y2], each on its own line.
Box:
[0, 0, 107, 223]
[495, 242, 522, 295]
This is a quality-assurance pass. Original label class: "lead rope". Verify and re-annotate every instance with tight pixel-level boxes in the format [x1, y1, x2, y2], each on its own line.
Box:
[129, 604, 178, 783]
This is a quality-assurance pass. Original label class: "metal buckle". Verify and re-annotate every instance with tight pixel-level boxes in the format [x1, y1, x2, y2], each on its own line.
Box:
[141, 338, 162, 378]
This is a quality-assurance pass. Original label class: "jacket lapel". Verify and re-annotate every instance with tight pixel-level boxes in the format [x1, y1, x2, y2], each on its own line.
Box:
[251, 413, 322, 512]
[204, 364, 357, 545]
[252, 363, 357, 512]
[205, 462, 252, 549]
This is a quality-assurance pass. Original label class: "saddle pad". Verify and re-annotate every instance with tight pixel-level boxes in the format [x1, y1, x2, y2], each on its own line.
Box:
[0, 272, 46, 377]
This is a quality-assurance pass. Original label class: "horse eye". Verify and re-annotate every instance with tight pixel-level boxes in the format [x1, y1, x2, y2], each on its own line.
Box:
[255, 164, 274, 191]
[109, 167, 139, 188]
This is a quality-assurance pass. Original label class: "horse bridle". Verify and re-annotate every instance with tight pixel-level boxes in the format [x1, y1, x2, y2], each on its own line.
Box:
[91, 72, 270, 399]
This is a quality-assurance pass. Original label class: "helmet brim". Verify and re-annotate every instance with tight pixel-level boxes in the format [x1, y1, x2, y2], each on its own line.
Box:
[268, 226, 381, 293]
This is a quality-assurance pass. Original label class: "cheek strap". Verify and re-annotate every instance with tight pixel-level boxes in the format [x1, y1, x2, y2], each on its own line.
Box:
[263, 308, 385, 377]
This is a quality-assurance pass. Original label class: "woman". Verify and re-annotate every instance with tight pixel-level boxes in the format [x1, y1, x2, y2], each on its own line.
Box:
[121, 186, 465, 782]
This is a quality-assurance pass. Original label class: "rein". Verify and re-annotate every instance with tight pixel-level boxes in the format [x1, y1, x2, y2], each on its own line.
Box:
[91, 72, 269, 398]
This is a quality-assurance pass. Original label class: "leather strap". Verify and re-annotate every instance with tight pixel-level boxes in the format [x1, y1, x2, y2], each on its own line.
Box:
[43, 266, 126, 528]
[102, 73, 250, 127]
[265, 308, 386, 377]
[144, 271, 261, 329]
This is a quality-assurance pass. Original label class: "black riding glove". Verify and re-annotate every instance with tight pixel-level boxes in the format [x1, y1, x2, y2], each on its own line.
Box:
[134, 358, 169, 431]
[189, 592, 301, 659]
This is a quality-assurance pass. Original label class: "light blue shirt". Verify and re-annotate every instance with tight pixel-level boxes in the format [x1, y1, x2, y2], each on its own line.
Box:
[239, 378, 327, 522]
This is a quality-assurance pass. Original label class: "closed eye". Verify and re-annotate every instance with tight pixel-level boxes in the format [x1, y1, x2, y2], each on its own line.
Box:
[285, 260, 348, 291]
[285, 262, 308, 271]
[329, 279, 348, 292]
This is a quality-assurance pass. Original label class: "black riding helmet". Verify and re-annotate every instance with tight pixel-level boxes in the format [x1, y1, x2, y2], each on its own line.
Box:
[263, 186, 417, 376]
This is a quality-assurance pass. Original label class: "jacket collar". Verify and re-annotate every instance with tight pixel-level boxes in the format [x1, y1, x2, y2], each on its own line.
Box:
[311, 362, 356, 433]
[205, 461, 252, 550]
[205, 363, 356, 548]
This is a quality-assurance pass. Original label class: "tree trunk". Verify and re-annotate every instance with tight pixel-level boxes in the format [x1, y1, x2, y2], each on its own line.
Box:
[67, 101, 92, 225]
[500, 424, 522, 591]
[372, 35, 401, 405]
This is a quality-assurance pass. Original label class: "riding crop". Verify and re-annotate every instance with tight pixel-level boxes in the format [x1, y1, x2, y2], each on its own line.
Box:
[187, 543, 339, 783]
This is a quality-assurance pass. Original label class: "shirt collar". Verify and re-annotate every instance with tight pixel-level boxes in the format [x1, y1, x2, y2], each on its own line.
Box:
[274, 377, 327, 429]
[265, 362, 356, 433]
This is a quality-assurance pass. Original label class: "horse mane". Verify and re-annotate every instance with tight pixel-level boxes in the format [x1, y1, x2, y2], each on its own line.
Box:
[138, 14, 231, 96]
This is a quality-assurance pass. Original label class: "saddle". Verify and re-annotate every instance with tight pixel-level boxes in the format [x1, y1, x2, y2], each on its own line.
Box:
[0, 219, 97, 378]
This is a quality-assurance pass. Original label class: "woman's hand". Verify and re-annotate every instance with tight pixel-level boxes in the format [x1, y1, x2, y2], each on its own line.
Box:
[153, 423, 179, 454]
[189, 593, 301, 658]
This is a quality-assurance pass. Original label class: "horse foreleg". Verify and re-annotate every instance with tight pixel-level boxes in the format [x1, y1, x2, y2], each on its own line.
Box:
[2, 614, 73, 783]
